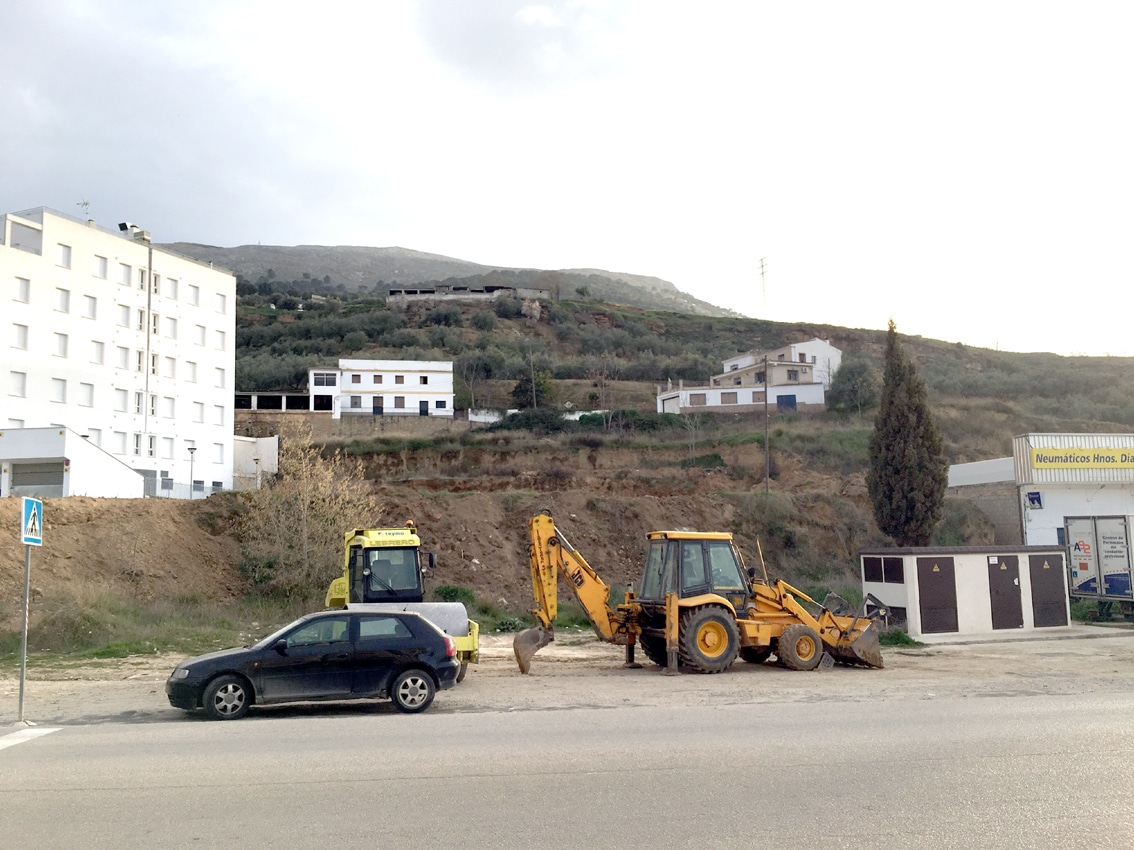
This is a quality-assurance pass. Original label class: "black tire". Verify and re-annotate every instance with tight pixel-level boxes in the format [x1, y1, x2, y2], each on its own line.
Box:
[391, 669, 436, 714]
[639, 634, 668, 667]
[678, 607, 739, 673]
[776, 624, 823, 671]
[203, 674, 251, 721]
[739, 645, 773, 665]
[456, 663, 468, 684]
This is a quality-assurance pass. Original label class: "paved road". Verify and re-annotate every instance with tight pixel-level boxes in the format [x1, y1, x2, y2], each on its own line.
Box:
[2, 688, 1132, 849]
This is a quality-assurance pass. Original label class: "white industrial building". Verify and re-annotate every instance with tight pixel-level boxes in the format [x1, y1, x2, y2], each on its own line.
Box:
[949, 433, 1134, 618]
[2, 207, 236, 498]
[656, 338, 841, 415]
[308, 359, 454, 419]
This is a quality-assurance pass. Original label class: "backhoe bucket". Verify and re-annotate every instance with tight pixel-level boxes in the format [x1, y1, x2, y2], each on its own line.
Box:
[513, 625, 554, 674]
[827, 622, 884, 669]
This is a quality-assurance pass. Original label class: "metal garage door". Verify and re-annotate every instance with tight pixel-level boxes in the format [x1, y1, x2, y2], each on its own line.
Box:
[917, 556, 958, 633]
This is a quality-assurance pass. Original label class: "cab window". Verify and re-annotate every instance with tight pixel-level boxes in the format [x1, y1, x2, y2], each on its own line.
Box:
[640, 541, 677, 601]
[366, 547, 418, 591]
[707, 541, 746, 590]
[680, 541, 709, 592]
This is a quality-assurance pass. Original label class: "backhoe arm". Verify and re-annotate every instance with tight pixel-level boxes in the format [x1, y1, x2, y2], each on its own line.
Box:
[527, 512, 619, 640]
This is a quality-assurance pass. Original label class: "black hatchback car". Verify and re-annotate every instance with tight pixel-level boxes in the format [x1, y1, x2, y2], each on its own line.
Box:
[166, 609, 459, 720]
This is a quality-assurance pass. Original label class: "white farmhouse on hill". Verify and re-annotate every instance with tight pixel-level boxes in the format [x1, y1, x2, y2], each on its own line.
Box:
[656, 338, 842, 415]
[308, 359, 454, 419]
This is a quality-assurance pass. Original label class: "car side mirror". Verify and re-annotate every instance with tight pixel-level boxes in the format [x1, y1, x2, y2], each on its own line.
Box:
[274, 639, 288, 655]
[426, 553, 436, 571]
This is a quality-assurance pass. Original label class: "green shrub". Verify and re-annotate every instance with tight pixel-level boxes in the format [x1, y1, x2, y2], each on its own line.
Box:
[434, 585, 477, 606]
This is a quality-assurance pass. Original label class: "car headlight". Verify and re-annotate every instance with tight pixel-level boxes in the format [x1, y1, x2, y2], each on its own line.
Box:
[170, 668, 190, 680]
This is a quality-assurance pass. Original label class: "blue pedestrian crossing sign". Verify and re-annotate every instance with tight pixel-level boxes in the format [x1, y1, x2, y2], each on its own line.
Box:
[21, 497, 43, 546]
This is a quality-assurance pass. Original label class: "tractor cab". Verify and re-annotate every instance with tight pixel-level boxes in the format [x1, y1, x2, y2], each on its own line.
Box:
[326, 523, 435, 608]
[636, 532, 750, 629]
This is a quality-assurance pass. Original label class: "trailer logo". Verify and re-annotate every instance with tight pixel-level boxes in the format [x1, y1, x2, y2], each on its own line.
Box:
[1072, 540, 1092, 554]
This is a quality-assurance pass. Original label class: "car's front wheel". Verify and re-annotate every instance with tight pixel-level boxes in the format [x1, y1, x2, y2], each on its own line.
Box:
[203, 674, 251, 720]
[391, 669, 436, 714]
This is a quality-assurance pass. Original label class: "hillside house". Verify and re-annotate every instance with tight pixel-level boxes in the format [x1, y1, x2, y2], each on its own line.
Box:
[308, 359, 454, 419]
[655, 339, 841, 415]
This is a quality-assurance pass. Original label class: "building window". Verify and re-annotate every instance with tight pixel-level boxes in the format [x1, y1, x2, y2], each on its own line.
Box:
[787, 369, 800, 381]
[186, 361, 197, 383]
[133, 433, 142, 456]
[751, 391, 766, 403]
[116, 346, 129, 369]
[689, 393, 707, 406]
[351, 374, 361, 384]
[88, 428, 102, 447]
[93, 255, 108, 279]
[54, 333, 68, 357]
[163, 397, 175, 418]
[162, 437, 174, 459]
[195, 324, 206, 345]
[216, 293, 227, 314]
[313, 372, 336, 387]
[754, 371, 766, 384]
[151, 313, 160, 335]
[395, 375, 405, 385]
[113, 431, 127, 455]
[215, 330, 225, 350]
[193, 402, 204, 423]
[213, 443, 224, 464]
[14, 277, 30, 302]
[12, 324, 28, 349]
[118, 305, 130, 327]
[166, 317, 177, 338]
[189, 284, 200, 305]
[136, 350, 145, 372]
[134, 391, 144, 415]
[149, 394, 157, 417]
[91, 341, 104, 364]
[150, 353, 158, 376]
[213, 405, 224, 426]
[372, 374, 382, 384]
[863, 556, 906, 584]
[435, 400, 447, 409]
[394, 396, 405, 409]
[214, 367, 225, 388]
[420, 376, 428, 385]
[721, 391, 738, 404]
[350, 395, 362, 408]
[114, 389, 127, 412]
[9, 371, 27, 398]
[56, 288, 70, 312]
[83, 294, 97, 319]
[119, 263, 132, 286]
[57, 243, 72, 268]
[152, 273, 160, 295]
[77, 382, 94, 407]
[167, 278, 178, 300]
[164, 356, 176, 378]
[51, 377, 67, 403]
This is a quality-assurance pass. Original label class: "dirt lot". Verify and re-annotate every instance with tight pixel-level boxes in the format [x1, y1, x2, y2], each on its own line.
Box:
[5, 628, 1134, 727]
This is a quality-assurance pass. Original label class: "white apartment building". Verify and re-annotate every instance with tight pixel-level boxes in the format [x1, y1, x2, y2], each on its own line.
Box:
[2, 207, 236, 497]
[309, 359, 454, 419]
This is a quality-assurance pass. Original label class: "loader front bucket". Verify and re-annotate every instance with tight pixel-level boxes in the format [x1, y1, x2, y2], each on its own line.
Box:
[513, 625, 554, 674]
[827, 622, 884, 669]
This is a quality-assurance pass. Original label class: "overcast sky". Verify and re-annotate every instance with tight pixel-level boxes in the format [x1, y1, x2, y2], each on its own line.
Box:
[3, 1, 1131, 356]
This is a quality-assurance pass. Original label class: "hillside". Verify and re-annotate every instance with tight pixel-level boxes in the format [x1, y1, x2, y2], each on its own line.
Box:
[162, 242, 735, 317]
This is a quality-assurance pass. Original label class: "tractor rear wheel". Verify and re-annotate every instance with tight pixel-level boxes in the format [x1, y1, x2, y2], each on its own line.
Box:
[776, 624, 823, 671]
[678, 607, 739, 673]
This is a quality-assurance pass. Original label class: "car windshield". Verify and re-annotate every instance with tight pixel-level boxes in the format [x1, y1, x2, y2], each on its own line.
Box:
[249, 615, 316, 649]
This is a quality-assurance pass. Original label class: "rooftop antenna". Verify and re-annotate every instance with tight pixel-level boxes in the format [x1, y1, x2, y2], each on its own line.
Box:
[77, 199, 90, 217]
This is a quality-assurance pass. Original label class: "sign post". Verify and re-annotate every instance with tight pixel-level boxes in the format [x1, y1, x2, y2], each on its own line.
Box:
[18, 497, 43, 724]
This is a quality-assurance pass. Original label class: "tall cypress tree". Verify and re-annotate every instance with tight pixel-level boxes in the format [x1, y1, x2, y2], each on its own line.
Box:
[867, 320, 948, 545]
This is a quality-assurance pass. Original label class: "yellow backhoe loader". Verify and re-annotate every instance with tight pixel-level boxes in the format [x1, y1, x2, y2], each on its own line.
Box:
[513, 511, 885, 675]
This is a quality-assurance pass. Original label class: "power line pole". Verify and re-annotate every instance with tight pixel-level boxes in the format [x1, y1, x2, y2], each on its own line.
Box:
[759, 257, 767, 318]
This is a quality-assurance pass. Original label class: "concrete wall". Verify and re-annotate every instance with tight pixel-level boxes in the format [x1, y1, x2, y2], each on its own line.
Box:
[0, 427, 144, 498]
[235, 410, 470, 441]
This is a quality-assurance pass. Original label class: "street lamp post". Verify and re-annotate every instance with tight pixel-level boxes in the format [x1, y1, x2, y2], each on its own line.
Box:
[188, 446, 196, 500]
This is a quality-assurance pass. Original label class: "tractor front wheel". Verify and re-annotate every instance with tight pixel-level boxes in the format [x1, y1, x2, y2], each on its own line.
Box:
[776, 624, 823, 671]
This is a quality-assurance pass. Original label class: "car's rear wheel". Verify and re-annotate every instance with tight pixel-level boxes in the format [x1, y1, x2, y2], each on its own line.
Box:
[203, 674, 251, 720]
[391, 669, 436, 713]
[456, 663, 468, 683]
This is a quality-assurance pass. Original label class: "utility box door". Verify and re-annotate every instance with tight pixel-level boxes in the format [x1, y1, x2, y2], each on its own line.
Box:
[917, 557, 958, 633]
[1030, 553, 1069, 627]
[988, 555, 1023, 630]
